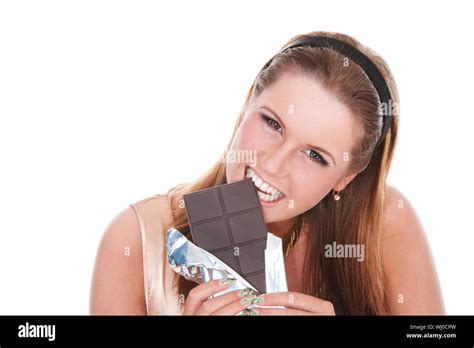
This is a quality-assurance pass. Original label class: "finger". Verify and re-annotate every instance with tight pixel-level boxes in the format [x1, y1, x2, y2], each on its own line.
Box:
[195, 288, 255, 315]
[258, 292, 335, 314]
[255, 307, 322, 316]
[183, 279, 236, 315]
[211, 289, 262, 315]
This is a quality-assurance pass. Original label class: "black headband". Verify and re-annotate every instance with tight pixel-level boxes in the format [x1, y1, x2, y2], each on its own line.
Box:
[268, 36, 394, 150]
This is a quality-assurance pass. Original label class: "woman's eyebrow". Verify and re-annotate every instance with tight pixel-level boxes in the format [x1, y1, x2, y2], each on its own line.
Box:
[306, 142, 336, 166]
[260, 105, 336, 166]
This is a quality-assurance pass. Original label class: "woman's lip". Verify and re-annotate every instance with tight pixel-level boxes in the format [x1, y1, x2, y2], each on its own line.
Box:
[257, 190, 286, 205]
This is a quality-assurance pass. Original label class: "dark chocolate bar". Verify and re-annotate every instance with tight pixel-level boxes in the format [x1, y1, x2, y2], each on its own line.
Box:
[183, 178, 268, 293]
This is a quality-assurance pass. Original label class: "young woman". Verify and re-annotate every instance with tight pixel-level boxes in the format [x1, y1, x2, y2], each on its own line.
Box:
[90, 31, 445, 315]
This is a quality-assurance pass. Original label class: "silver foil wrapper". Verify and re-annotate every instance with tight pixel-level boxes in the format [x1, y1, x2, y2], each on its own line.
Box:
[166, 228, 288, 312]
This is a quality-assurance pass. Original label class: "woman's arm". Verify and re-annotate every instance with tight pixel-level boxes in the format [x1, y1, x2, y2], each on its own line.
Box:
[89, 206, 147, 315]
[381, 185, 445, 314]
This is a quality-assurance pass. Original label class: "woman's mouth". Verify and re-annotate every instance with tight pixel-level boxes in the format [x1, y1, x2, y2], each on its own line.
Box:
[245, 166, 286, 204]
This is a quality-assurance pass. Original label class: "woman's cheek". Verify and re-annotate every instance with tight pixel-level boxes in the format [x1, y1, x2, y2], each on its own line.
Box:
[226, 116, 265, 182]
[235, 115, 269, 152]
[291, 174, 331, 209]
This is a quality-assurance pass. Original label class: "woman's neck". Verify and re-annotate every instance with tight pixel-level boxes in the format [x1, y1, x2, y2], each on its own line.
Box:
[266, 218, 297, 239]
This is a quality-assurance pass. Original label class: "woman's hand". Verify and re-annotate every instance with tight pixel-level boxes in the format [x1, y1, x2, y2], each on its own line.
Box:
[182, 278, 262, 315]
[253, 292, 336, 315]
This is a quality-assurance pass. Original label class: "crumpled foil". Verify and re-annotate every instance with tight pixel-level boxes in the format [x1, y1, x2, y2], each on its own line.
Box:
[166, 228, 288, 313]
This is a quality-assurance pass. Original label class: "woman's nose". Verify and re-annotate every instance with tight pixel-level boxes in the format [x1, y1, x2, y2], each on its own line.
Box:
[259, 147, 291, 177]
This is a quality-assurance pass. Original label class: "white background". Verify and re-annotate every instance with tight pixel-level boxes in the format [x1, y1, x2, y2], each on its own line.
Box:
[0, 0, 472, 314]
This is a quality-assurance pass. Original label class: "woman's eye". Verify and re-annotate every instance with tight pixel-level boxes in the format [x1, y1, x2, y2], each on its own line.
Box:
[260, 112, 329, 167]
[260, 114, 282, 132]
[304, 149, 329, 166]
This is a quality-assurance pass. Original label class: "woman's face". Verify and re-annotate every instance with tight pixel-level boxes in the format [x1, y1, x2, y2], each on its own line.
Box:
[226, 72, 361, 225]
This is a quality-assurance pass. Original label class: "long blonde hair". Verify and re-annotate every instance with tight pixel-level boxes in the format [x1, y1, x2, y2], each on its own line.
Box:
[167, 31, 399, 315]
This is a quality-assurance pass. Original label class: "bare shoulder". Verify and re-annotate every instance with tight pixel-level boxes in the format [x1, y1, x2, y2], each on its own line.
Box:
[89, 206, 147, 315]
[382, 185, 434, 243]
[381, 184, 445, 314]
[383, 184, 421, 239]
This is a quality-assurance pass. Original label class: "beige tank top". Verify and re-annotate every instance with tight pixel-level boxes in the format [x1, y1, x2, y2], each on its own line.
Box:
[129, 192, 184, 315]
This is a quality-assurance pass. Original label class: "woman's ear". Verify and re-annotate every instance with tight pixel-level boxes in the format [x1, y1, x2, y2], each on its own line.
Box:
[333, 171, 358, 192]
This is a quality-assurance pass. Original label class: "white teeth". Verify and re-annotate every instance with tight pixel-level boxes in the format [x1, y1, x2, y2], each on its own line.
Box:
[245, 167, 284, 201]
[257, 190, 281, 202]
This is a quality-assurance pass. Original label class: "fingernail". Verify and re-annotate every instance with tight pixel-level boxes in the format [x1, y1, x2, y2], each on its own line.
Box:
[251, 296, 264, 305]
[238, 308, 259, 316]
[237, 288, 255, 297]
[240, 294, 257, 305]
[219, 278, 236, 286]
